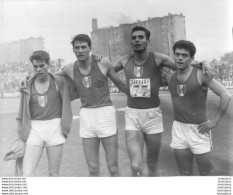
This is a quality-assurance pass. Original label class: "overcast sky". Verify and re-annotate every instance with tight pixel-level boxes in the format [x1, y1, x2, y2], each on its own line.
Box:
[0, 0, 232, 63]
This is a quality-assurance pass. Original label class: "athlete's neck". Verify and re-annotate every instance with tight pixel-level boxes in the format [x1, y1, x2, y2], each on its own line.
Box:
[35, 74, 50, 83]
[78, 57, 92, 69]
[134, 50, 149, 65]
[177, 65, 193, 76]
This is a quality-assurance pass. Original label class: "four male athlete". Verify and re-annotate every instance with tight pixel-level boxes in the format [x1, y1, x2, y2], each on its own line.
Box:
[12, 27, 231, 177]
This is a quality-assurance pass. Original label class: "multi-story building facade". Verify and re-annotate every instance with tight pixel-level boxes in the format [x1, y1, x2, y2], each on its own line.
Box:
[0, 37, 45, 64]
[91, 13, 186, 63]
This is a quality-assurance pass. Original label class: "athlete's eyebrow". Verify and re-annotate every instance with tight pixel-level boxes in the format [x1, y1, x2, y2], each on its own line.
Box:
[132, 35, 145, 40]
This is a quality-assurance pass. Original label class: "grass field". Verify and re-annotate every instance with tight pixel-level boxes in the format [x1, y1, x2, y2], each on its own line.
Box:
[0, 91, 232, 177]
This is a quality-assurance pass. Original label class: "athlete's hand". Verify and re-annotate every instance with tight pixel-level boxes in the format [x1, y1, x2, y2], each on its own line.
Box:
[191, 60, 214, 80]
[201, 60, 214, 80]
[20, 75, 30, 88]
[198, 120, 217, 134]
[92, 53, 103, 61]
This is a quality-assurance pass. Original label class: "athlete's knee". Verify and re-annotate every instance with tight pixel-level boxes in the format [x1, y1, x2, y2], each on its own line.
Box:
[146, 156, 158, 168]
[108, 164, 120, 177]
[49, 171, 60, 177]
[199, 165, 215, 176]
[131, 162, 143, 176]
[88, 164, 100, 176]
[147, 161, 158, 177]
[23, 170, 35, 177]
[179, 169, 193, 176]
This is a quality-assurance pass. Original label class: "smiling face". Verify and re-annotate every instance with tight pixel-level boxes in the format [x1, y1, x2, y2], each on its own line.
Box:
[32, 59, 49, 79]
[131, 30, 149, 54]
[73, 41, 91, 61]
[174, 48, 194, 70]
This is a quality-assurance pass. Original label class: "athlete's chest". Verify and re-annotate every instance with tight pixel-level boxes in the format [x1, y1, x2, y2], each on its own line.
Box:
[75, 66, 107, 89]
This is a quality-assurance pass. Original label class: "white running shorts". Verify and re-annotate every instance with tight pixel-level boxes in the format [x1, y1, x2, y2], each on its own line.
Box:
[170, 120, 212, 154]
[125, 106, 163, 134]
[26, 118, 65, 147]
[79, 106, 117, 138]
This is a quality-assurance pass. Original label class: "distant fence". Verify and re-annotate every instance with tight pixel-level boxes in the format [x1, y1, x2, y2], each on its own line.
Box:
[0, 87, 233, 98]
[0, 92, 20, 98]
[222, 80, 233, 89]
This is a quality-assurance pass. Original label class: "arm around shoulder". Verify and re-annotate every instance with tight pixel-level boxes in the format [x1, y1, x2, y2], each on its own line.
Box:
[101, 57, 129, 95]
[113, 54, 131, 72]
[55, 63, 74, 80]
[153, 52, 176, 71]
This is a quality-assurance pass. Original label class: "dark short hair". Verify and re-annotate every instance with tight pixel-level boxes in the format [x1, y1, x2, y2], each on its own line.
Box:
[131, 26, 150, 40]
[71, 34, 92, 47]
[172, 40, 196, 57]
[29, 50, 50, 64]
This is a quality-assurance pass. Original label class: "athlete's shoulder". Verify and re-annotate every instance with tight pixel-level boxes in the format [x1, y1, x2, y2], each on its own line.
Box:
[98, 56, 111, 68]
[61, 62, 75, 71]
[57, 62, 75, 80]
[152, 52, 168, 59]
[119, 53, 133, 67]
[121, 53, 133, 59]
[99, 56, 110, 64]
[196, 67, 211, 87]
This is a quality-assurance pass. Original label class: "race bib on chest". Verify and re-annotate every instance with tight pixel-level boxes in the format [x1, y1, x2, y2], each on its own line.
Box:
[130, 78, 151, 98]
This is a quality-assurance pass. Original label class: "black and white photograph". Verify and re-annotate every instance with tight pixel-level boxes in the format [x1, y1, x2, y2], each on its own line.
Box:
[0, 0, 232, 194]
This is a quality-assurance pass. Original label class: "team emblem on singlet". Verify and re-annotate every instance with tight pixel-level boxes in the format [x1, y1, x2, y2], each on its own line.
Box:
[177, 85, 186, 97]
[38, 96, 48, 107]
[82, 76, 92, 88]
[134, 66, 143, 77]
[130, 78, 151, 98]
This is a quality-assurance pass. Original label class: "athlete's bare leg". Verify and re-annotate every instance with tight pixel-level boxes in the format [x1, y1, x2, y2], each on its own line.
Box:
[174, 148, 194, 176]
[195, 152, 214, 176]
[125, 130, 144, 176]
[23, 145, 44, 176]
[46, 144, 64, 176]
[82, 138, 100, 176]
[101, 134, 120, 176]
[144, 133, 162, 176]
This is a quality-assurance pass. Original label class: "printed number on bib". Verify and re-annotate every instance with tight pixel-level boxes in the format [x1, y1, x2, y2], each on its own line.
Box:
[130, 78, 151, 98]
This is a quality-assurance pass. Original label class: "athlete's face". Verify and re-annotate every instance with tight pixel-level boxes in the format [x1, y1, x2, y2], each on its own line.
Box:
[32, 59, 49, 79]
[174, 48, 193, 70]
[131, 30, 149, 54]
[73, 41, 91, 61]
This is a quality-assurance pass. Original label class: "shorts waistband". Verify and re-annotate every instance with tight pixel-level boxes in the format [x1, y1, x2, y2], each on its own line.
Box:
[126, 106, 160, 112]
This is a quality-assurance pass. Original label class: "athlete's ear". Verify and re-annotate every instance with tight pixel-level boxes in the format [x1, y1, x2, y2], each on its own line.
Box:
[147, 39, 151, 46]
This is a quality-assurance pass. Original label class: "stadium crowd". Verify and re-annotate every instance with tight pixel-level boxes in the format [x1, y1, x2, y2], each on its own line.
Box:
[0, 61, 61, 94]
[0, 60, 232, 95]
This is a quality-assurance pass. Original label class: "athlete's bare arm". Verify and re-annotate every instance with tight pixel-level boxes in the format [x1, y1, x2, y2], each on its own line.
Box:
[153, 52, 214, 78]
[164, 72, 174, 86]
[197, 69, 231, 134]
[113, 54, 131, 73]
[153, 52, 177, 70]
[99, 57, 129, 95]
